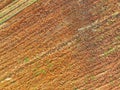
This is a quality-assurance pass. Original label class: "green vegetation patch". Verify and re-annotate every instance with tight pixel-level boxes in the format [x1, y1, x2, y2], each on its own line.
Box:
[115, 36, 120, 40]
[34, 69, 46, 76]
[24, 57, 30, 63]
[100, 47, 116, 57]
[73, 88, 78, 90]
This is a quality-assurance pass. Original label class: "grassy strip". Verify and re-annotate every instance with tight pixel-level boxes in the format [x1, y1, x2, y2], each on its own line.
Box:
[0, 0, 27, 18]
[0, 0, 38, 25]
[0, 0, 18, 12]
[100, 47, 117, 57]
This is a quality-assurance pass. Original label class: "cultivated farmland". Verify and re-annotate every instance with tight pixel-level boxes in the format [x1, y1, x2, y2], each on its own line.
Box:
[0, 0, 120, 90]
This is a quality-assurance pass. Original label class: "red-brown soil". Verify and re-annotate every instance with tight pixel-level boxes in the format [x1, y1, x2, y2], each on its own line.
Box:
[0, 0, 120, 90]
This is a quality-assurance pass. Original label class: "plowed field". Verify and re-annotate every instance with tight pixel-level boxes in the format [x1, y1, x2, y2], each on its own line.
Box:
[0, 0, 120, 90]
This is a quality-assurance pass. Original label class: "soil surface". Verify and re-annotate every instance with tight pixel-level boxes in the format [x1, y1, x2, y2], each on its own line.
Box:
[0, 0, 120, 90]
